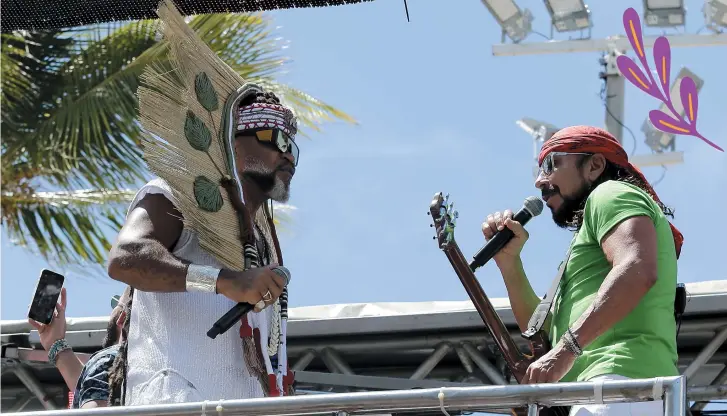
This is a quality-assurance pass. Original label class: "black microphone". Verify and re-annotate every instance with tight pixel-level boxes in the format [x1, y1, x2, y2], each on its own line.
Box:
[206, 266, 291, 339]
[469, 197, 544, 272]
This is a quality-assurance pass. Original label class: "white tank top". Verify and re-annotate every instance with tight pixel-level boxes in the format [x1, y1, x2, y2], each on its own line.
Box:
[124, 178, 273, 405]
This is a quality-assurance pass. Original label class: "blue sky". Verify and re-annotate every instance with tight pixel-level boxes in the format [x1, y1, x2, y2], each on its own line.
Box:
[2, 0, 726, 408]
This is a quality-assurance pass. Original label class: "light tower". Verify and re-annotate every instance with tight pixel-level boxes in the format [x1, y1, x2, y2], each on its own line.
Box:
[479, 0, 727, 177]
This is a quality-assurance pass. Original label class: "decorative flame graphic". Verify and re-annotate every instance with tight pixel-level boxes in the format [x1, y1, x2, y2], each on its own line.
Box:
[616, 8, 723, 152]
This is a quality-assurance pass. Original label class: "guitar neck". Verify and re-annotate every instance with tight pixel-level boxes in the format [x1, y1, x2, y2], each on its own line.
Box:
[443, 240, 530, 382]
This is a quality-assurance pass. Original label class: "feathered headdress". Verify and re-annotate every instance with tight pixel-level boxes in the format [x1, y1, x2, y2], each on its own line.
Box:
[136, 0, 293, 397]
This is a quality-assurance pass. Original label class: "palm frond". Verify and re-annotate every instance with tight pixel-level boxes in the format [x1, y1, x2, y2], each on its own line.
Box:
[1, 12, 350, 268]
[1, 189, 135, 265]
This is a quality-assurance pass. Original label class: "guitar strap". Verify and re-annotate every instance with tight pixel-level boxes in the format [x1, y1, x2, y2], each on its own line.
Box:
[522, 245, 573, 339]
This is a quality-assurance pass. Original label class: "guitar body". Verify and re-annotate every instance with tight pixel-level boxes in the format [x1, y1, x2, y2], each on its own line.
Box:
[429, 193, 570, 416]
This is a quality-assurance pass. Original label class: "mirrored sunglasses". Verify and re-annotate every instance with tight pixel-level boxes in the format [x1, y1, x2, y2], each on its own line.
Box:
[538, 152, 592, 177]
[250, 128, 299, 167]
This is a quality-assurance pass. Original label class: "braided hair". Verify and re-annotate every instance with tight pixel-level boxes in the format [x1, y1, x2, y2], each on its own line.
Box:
[239, 90, 282, 108]
[107, 287, 134, 406]
[568, 157, 675, 230]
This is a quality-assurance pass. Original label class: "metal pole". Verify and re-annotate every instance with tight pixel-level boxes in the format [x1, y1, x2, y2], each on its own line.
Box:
[527, 403, 539, 416]
[691, 365, 727, 412]
[664, 376, 687, 416]
[15, 376, 688, 416]
[12, 364, 57, 410]
[454, 344, 476, 374]
[491, 33, 727, 56]
[321, 348, 355, 375]
[683, 326, 727, 379]
[293, 349, 317, 371]
[461, 342, 507, 385]
[602, 49, 626, 144]
[687, 385, 727, 402]
[410, 343, 451, 380]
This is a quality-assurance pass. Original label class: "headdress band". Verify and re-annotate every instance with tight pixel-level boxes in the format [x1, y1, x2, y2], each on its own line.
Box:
[237, 103, 297, 138]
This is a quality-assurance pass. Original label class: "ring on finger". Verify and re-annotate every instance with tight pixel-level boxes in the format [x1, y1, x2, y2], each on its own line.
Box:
[263, 290, 273, 302]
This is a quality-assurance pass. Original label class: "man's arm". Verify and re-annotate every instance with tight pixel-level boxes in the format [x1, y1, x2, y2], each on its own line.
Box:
[522, 215, 658, 384]
[54, 350, 85, 392]
[569, 215, 658, 348]
[107, 193, 189, 292]
[497, 258, 548, 334]
[108, 193, 286, 305]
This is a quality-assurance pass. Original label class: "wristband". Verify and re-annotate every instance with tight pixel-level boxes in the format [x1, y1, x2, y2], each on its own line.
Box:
[562, 328, 583, 357]
[48, 339, 71, 366]
[186, 264, 221, 293]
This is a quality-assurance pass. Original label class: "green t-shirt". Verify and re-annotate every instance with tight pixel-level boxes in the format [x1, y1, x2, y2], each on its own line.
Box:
[550, 180, 679, 382]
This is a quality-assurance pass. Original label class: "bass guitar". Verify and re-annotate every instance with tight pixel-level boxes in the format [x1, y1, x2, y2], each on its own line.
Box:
[428, 192, 569, 416]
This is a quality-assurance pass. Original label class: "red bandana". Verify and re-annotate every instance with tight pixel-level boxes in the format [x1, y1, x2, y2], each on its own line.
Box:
[538, 125, 683, 259]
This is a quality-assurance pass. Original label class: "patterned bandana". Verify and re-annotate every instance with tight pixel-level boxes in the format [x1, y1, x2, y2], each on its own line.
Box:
[237, 102, 297, 138]
[538, 125, 684, 258]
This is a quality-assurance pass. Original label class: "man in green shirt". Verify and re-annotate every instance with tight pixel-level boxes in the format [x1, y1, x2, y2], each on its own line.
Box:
[481, 125, 682, 415]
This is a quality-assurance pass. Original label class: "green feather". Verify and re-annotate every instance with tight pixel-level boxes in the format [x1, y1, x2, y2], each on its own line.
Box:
[193, 176, 223, 212]
[194, 72, 219, 112]
[184, 111, 212, 152]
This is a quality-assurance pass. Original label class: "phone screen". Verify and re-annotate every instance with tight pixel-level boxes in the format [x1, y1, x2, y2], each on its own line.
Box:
[27, 269, 65, 325]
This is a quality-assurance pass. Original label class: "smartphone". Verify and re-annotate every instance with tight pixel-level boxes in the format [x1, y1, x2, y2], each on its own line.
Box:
[27, 269, 65, 325]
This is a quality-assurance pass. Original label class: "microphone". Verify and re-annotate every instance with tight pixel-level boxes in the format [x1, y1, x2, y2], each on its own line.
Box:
[468, 197, 544, 272]
[206, 266, 291, 339]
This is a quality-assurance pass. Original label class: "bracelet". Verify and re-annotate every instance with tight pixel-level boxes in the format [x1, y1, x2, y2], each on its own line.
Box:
[48, 339, 71, 366]
[562, 328, 583, 357]
[186, 264, 221, 293]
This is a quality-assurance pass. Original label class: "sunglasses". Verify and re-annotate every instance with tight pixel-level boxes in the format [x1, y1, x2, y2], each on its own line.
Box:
[246, 128, 299, 167]
[538, 152, 592, 177]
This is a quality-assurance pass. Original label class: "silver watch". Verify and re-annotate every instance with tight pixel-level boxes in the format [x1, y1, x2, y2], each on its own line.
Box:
[186, 265, 221, 293]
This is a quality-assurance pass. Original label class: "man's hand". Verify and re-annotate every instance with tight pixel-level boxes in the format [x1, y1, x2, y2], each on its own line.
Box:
[28, 287, 67, 352]
[216, 264, 286, 309]
[522, 340, 577, 384]
[481, 209, 529, 267]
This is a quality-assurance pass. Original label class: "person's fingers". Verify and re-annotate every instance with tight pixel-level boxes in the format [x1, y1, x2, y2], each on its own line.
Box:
[267, 268, 285, 291]
[494, 211, 504, 231]
[504, 218, 527, 238]
[260, 279, 282, 304]
[56, 299, 66, 319]
[481, 219, 494, 239]
[28, 319, 42, 330]
[60, 287, 67, 309]
[503, 209, 514, 221]
[523, 367, 532, 384]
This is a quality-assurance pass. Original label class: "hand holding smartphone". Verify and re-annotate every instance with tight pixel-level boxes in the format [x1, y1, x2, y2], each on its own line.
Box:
[27, 269, 65, 325]
[27, 269, 68, 352]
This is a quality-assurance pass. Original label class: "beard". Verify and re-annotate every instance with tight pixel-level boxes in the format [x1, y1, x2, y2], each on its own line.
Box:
[543, 181, 593, 229]
[243, 156, 291, 203]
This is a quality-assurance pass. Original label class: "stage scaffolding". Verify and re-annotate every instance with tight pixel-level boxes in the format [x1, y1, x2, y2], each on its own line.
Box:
[2, 280, 726, 414]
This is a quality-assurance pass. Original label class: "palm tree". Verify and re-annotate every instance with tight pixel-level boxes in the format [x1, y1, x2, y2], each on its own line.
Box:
[1, 14, 355, 267]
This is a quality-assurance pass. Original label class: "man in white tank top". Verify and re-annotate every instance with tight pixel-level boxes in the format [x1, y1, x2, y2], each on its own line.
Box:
[106, 3, 301, 403]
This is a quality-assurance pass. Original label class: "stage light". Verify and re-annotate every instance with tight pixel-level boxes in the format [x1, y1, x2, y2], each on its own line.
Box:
[480, 0, 534, 43]
[543, 0, 593, 33]
[516, 118, 561, 177]
[643, 0, 686, 27]
[642, 67, 704, 153]
[516, 117, 560, 142]
[704, 0, 727, 31]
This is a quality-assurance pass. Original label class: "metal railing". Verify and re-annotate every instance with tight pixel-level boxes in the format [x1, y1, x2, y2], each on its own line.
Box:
[15, 376, 697, 416]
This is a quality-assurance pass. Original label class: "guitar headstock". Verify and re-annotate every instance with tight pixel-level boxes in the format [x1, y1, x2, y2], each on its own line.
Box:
[428, 192, 458, 249]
